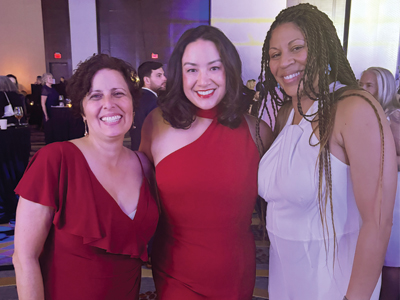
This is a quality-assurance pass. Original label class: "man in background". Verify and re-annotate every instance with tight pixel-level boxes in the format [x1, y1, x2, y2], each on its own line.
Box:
[130, 61, 166, 150]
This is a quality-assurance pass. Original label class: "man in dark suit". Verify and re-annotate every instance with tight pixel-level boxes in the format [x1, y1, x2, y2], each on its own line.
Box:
[130, 61, 166, 150]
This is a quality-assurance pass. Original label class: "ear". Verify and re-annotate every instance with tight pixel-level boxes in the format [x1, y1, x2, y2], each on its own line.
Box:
[143, 76, 151, 87]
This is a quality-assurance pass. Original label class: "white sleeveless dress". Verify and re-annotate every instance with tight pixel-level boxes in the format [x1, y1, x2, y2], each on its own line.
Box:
[258, 101, 381, 300]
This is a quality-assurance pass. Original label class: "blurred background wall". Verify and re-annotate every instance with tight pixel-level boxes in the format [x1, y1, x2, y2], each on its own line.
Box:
[0, 0, 399, 93]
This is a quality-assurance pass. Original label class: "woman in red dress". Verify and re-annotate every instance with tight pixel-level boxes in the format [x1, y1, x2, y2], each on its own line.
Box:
[13, 54, 159, 300]
[140, 25, 274, 299]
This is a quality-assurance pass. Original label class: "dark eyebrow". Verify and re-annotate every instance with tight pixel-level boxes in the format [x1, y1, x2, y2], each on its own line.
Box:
[269, 38, 305, 51]
[183, 59, 222, 67]
[288, 38, 304, 45]
[208, 59, 222, 65]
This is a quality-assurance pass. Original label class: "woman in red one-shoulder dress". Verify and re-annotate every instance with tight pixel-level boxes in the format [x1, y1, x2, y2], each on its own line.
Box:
[140, 25, 274, 299]
[13, 54, 159, 300]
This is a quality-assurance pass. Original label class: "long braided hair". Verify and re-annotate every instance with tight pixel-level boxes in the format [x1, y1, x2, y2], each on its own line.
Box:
[256, 4, 385, 257]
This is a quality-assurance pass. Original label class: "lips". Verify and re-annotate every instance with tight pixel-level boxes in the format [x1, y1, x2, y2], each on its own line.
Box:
[100, 115, 122, 123]
[196, 89, 215, 98]
[283, 71, 301, 81]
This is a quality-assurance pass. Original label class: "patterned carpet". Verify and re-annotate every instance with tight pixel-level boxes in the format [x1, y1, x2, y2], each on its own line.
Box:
[0, 126, 270, 299]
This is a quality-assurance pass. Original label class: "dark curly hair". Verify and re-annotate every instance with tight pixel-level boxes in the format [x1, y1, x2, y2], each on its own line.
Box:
[67, 54, 140, 116]
[159, 25, 252, 129]
[257, 4, 385, 258]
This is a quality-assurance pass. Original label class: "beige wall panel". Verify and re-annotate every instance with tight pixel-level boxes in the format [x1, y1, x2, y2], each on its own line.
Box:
[0, 0, 46, 93]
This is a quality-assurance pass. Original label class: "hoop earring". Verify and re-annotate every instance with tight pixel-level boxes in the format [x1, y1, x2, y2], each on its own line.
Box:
[84, 120, 88, 136]
[132, 111, 136, 129]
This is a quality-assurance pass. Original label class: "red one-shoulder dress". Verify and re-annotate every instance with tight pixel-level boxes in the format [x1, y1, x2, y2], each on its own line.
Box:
[152, 109, 260, 299]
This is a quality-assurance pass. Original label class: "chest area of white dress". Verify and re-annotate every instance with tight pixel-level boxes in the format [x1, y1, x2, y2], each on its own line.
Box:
[262, 121, 322, 205]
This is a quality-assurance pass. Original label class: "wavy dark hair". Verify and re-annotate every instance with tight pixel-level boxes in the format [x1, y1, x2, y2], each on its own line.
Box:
[159, 25, 251, 129]
[67, 54, 140, 117]
[257, 4, 385, 258]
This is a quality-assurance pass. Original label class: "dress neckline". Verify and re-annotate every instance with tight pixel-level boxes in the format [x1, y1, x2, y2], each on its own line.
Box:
[65, 141, 143, 221]
[196, 107, 218, 119]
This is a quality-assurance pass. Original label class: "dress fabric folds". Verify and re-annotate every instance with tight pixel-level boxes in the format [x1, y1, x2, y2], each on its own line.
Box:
[15, 142, 159, 300]
[152, 114, 260, 299]
[258, 101, 381, 300]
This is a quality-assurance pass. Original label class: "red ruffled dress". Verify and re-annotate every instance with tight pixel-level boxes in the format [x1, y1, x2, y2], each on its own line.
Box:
[15, 142, 159, 300]
[152, 109, 260, 299]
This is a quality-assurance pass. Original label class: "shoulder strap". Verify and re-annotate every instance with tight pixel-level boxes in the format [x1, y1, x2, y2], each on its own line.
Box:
[3, 92, 11, 104]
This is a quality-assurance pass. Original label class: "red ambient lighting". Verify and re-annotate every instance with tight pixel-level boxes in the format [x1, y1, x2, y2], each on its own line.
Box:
[54, 52, 62, 59]
[151, 53, 158, 59]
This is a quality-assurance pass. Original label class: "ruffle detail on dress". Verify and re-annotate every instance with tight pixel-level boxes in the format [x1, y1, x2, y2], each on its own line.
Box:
[16, 142, 158, 261]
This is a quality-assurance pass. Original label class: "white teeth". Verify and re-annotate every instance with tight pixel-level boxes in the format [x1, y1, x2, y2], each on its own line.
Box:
[197, 90, 214, 96]
[284, 72, 300, 80]
[101, 115, 122, 122]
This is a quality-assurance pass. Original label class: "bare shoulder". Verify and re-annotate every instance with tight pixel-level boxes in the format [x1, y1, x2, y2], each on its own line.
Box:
[335, 89, 386, 125]
[134, 151, 152, 170]
[139, 107, 170, 162]
[244, 114, 274, 152]
[142, 107, 167, 129]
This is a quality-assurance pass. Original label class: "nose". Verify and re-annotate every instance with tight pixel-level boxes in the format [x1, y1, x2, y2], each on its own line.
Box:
[280, 51, 295, 68]
[101, 93, 116, 109]
[197, 69, 210, 87]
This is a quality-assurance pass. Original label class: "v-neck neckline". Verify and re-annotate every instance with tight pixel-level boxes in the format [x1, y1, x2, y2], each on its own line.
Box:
[66, 141, 143, 221]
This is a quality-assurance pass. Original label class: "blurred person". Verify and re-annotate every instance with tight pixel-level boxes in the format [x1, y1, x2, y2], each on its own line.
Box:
[13, 54, 159, 300]
[34, 76, 42, 85]
[0, 76, 26, 124]
[140, 25, 273, 299]
[130, 61, 166, 150]
[246, 79, 256, 90]
[360, 67, 400, 300]
[257, 4, 397, 300]
[41, 73, 59, 144]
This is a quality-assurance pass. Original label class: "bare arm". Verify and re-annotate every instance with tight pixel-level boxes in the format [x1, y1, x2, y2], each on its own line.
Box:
[388, 110, 400, 170]
[13, 198, 54, 300]
[41, 95, 48, 121]
[135, 151, 158, 205]
[244, 114, 274, 156]
[337, 95, 397, 300]
[139, 109, 158, 164]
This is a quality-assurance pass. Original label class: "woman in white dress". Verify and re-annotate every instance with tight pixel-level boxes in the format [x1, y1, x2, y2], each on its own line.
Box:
[360, 67, 400, 300]
[257, 4, 397, 300]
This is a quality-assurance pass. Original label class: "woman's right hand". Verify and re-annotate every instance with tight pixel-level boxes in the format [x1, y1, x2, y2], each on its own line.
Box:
[13, 197, 54, 300]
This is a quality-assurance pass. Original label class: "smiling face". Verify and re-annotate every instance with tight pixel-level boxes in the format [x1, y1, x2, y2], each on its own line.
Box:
[82, 68, 133, 140]
[268, 22, 308, 98]
[182, 39, 226, 110]
[359, 70, 379, 99]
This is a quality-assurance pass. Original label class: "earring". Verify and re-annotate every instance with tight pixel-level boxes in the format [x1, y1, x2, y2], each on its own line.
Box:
[325, 64, 331, 75]
[84, 120, 88, 136]
[277, 83, 281, 89]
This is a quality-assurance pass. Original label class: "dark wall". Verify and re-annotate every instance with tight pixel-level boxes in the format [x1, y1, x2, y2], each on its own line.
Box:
[96, 0, 210, 70]
[41, 0, 73, 81]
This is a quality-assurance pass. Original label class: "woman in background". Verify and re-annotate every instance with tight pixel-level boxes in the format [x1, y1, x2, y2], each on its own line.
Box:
[257, 4, 396, 300]
[13, 54, 159, 300]
[140, 25, 273, 299]
[0, 76, 26, 124]
[360, 67, 400, 300]
[41, 72, 59, 144]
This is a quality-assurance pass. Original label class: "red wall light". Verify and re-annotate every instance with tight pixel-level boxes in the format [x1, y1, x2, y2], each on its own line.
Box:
[54, 52, 62, 59]
[151, 53, 158, 59]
